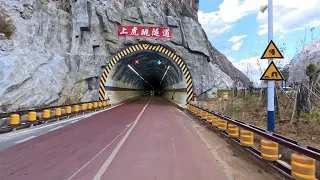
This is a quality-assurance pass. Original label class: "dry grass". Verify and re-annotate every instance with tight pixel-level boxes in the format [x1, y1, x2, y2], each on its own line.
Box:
[198, 92, 320, 149]
[0, 8, 15, 38]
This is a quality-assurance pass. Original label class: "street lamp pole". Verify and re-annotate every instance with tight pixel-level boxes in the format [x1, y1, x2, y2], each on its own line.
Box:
[267, 0, 275, 132]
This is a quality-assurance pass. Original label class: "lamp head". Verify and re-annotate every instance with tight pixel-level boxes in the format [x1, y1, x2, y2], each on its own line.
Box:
[260, 4, 268, 13]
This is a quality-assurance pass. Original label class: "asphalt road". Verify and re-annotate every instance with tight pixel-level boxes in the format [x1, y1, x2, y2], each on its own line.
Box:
[0, 97, 228, 180]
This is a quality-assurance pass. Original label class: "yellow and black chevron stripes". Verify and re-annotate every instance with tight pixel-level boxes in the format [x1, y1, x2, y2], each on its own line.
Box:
[99, 44, 194, 102]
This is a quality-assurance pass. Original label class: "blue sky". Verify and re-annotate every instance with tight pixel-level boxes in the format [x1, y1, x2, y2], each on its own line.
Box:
[198, 0, 320, 84]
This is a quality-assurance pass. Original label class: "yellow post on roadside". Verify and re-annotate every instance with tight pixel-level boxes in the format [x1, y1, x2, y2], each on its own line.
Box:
[222, 91, 229, 111]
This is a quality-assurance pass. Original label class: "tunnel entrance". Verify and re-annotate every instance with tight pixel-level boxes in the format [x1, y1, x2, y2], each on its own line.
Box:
[99, 44, 194, 104]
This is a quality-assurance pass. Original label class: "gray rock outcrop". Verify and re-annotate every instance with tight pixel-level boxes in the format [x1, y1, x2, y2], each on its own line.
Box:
[0, 0, 249, 112]
[287, 38, 320, 83]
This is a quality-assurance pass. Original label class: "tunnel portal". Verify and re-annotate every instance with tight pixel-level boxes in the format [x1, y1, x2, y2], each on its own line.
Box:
[99, 44, 194, 104]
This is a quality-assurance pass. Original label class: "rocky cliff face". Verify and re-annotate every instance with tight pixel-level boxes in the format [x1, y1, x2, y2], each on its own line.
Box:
[0, 0, 249, 111]
[287, 38, 320, 83]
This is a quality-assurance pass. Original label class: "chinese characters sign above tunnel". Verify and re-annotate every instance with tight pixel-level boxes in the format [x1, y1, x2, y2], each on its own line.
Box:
[118, 26, 172, 39]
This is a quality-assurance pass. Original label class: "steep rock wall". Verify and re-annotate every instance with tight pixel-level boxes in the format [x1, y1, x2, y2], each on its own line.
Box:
[0, 0, 249, 111]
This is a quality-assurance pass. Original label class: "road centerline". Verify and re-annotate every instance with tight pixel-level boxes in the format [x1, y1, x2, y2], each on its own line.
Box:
[92, 98, 151, 180]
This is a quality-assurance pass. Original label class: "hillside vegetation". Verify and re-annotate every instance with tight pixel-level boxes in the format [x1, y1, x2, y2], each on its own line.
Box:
[197, 89, 320, 149]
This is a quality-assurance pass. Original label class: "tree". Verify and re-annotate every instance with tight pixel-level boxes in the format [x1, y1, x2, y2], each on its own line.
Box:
[306, 63, 317, 82]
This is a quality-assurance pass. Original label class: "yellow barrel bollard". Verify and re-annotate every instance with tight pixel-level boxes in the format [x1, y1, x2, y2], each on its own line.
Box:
[10, 114, 20, 125]
[54, 108, 62, 116]
[65, 106, 72, 114]
[42, 109, 51, 119]
[73, 105, 79, 113]
[102, 101, 107, 107]
[200, 112, 208, 120]
[93, 102, 98, 109]
[218, 119, 227, 131]
[81, 104, 87, 111]
[28, 111, 37, 122]
[106, 100, 110, 106]
[291, 153, 316, 180]
[240, 130, 254, 147]
[261, 139, 278, 161]
[212, 116, 219, 127]
[88, 103, 93, 110]
[228, 124, 239, 138]
[98, 102, 103, 107]
[206, 115, 213, 124]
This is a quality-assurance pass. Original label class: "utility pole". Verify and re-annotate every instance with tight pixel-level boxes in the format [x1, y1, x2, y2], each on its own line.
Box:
[267, 0, 275, 132]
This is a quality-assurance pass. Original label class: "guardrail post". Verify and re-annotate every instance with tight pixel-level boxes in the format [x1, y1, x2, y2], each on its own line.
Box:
[291, 153, 316, 180]
[10, 114, 20, 131]
[227, 124, 239, 138]
[212, 116, 219, 127]
[206, 115, 213, 124]
[93, 102, 98, 110]
[88, 103, 93, 111]
[261, 139, 278, 161]
[42, 110, 51, 123]
[218, 119, 227, 131]
[65, 106, 72, 118]
[81, 104, 87, 114]
[240, 130, 254, 147]
[28, 111, 37, 127]
[98, 102, 103, 109]
[54, 108, 62, 121]
[73, 105, 79, 115]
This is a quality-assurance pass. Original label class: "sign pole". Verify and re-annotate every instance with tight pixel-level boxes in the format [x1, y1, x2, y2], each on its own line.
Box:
[267, 0, 275, 132]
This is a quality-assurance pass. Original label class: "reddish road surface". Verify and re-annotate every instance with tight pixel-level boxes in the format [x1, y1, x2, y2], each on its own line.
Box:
[0, 97, 228, 180]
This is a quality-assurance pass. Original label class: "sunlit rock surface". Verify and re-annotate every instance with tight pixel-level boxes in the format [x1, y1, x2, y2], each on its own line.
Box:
[0, 0, 249, 111]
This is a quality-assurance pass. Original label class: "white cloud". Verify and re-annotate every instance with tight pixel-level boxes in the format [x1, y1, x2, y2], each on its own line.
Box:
[228, 35, 248, 43]
[231, 41, 243, 51]
[227, 35, 247, 51]
[198, 0, 262, 38]
[229, 56, 269, 84]
[198, 0, 320, 39]
[278, 35, 284, 40]
[257, 0, 320, 35]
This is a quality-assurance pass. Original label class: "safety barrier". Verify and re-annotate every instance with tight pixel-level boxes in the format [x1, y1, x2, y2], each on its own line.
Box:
[186, 102, 319, 180]
[0, 99, 116, 134]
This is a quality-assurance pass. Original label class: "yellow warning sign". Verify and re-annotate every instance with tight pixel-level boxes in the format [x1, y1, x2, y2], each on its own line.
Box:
[260, 61, 284, 81]
[261, 40, 284, 59]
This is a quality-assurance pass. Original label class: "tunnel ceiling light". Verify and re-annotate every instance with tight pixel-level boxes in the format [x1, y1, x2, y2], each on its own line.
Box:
[160, 66, 170, 84]
[128, 64, 154, 89]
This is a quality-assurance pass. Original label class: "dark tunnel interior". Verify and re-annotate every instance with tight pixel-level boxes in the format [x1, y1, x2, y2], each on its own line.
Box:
[110, 51, 185, 92]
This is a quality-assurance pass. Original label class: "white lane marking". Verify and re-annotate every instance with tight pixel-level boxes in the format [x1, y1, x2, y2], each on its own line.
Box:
[48, 126, 63, 132]
[126, 122, 133, 128]
[1, 99, 138, 138]
[176, 108, 183, 113]
[14, 136, 36, 144]
[70, 119, 81, 124]
[67, 124, 130, 180]
[93, 98, 151, 180]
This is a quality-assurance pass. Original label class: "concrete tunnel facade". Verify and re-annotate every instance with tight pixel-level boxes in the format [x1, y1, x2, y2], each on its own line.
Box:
[98, 43, 194, 105]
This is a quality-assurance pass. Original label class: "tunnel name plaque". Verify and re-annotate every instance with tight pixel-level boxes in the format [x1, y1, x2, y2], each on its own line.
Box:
[118, 25, 172, 39]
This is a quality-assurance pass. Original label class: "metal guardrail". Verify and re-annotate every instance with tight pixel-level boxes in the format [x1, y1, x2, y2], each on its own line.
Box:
[187, 102, 320, 179]
[0, 96, 144, 134]
[187, 102, 320, 161]
[0, 100, 104, 118]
